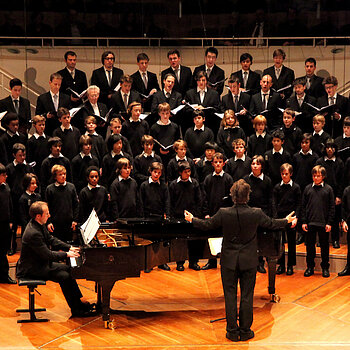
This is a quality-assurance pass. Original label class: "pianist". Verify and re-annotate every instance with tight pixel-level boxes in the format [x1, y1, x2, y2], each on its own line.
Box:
[16, 201, 97, 318]
[184, 179, 295, 342]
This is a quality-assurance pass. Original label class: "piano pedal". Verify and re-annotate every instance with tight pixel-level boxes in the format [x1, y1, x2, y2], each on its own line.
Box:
[105, 319, 117, 329]
[270, 294, 280, 303]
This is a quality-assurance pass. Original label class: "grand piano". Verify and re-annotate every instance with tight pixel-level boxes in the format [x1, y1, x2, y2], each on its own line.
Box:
[71, 218, 282, 328]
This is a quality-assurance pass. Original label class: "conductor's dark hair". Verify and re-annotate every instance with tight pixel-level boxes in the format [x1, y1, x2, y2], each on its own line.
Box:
[167, 49, 180, 58]
[29, 201, 47, 218]
[9, 78, 22, 89]
[86, 165, 99, 179]
[64, 51, 77, 60]
[23, 173, 38, 190]
[240, 53, 253, 63]
[205, 47, 218, 57]
[230, 179, 251, 204]
[137, 53, 149, 62]
[107, 133, 122, 152]
[101, 51, 115, 64]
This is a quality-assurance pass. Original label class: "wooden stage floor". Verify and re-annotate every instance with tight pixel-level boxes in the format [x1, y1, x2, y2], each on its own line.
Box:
[3, 249, 350, 350]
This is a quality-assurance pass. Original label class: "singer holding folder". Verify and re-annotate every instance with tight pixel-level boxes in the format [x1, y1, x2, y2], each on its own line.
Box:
[184, 179, 295, 342]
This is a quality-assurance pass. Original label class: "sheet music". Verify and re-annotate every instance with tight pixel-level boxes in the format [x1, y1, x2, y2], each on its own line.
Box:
[208, 237, 223, 255]
[80, 208, 101, 245]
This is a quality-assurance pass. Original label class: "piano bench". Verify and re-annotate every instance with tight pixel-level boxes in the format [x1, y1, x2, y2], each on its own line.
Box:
[16, 279, 49, 323]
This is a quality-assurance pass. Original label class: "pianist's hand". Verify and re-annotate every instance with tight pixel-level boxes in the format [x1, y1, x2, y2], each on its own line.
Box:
[285, 211, 296, 224]
[184, 210, 193, 223]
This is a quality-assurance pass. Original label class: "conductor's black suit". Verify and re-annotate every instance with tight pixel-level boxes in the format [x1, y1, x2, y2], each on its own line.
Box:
[193, 204, 287, 337]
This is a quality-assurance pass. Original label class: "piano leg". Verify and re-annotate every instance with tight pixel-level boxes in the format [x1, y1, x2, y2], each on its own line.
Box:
[99, 279, 117, 328]
[266, 257, 280, 302]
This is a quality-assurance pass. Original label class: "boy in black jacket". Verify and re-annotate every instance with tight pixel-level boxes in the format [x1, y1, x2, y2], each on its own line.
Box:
[247, 115, 272, 158]
[84, 115, 107, 164]
[226, 138, 251, 182]
[78, 166, 109, 224]
[301, 165, 335, 278]
[339, 185, 350, 276]
[110, 158, 139, 219]
[184, 110, 214, 159]
[264, 129, 292, 185]
[46, 164, 79, 243]
[6, 143, 34, 255]
[195, 141, 217, 185]
[140, 162, 171, 272]
[273, 163, 301, 275]
[0, 163, 16, 283]
[134, 135, 162, 186]
[0, 112, 27, 165]
[311, 114, 330, 156]
[40, 137, 72, 198]
[316, 138, 344, 248]
[202, 153, 233, 270]
[169, 161, 202, 271]
[71, 135, 99, 194]
[53, 107, 81, 160]
[27, 115, 49, 179]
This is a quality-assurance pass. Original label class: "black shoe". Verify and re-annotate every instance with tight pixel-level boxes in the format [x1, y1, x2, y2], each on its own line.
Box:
[333, 241, 340, 249]
[71, 308, 98, 318]
[316, 242, 320, 247]
[296, 234, 304, 245]
[276, 265, 285, 275]
[240, 329, 255, 341]
[189, 263, 201, 271]
[176, 264, 185, 271]
[226, 331, 239, 342]
[286, 266, 294, 275]
[304, 267, 314, 277]
[201, 262, 217, 270]
[322, 268, 330, 278]
[144, 268, 153, 273]
[158, 264, 171, 271]
[0, 276, 17, 284]
[338, 266, 350, 276]
[7, 249, 15, 256]
[257, 264, 266, 273]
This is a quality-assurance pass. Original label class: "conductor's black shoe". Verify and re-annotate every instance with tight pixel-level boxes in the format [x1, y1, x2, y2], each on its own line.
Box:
[338, 265, 350, 276]
[176, 264, 185, 271]
[333, 241, 340, 249]
[304, 267, 314, 277]
[257, 264, 266, 273]
[226, 332, 239, 342]
[0, 276, 17, 284]
[158, 264, 171, 271]
[296, 234, 304, 245]
[189, 263, 201, 271]
[322, 268, 330, 278]
[7, 249, 15, 256]
[201, 262, 217, 270]
[276, 265, 285, 275]
[286, 266, 294, 275]
[240, 329, 255, 341]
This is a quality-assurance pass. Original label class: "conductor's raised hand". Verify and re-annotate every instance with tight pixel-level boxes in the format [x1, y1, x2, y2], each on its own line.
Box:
[285, 211, 296, 224]
[184, 210, 193, 223]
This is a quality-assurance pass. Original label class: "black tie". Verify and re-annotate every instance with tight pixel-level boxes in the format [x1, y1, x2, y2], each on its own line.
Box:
[14, 100, 19, 114]
[234, 95, 238, 111]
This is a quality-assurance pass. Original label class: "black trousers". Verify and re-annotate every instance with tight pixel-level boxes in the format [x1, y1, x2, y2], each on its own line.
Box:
[0, 222, 10, 279]
[277, 226, 296, 267]
[28, 262, 83, 313]
[221, 265, 256, 335]
[306, 225, 329, 269]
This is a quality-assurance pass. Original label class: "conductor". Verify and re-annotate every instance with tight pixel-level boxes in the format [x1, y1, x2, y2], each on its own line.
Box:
[185, 179, 296, 341]
[16, 201, 96, 318]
